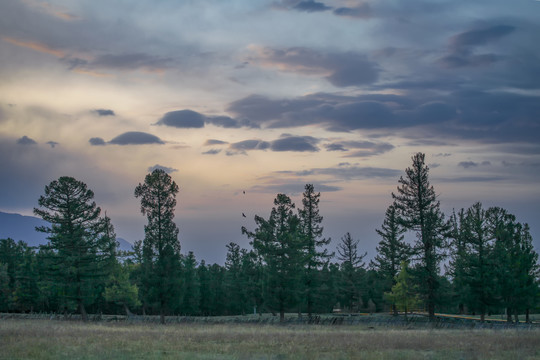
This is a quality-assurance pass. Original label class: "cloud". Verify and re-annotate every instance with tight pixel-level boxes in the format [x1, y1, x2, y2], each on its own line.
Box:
[227, 89, 540, 144]
[204, 139, 228, 146]
[89, 137, 106, 146]
[109, 132, 164, 145]
[451, 25, 516, 50]
[293, 0, 332, 12]
[156, 110, 252, 129]
[93, 109, 115, 116]
[148, 164, 178, 174]
[458, 160, 491, 169]
[2, 36, 65, 57]
[333, 4, 372, 19]
[324, 140, 394, 157]
[156, 110, 205, 128]
[202, 149, 222, 155]
[46, 141, 58, 148]
[17, 136, 37, 145]
[230, 139, 271, 152]
[439, 25, 516, 69]
[270, 135, 319, 152]
[249, 47, 380, 87]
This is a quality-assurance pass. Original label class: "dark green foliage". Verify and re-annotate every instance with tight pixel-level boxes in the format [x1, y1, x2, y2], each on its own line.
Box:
[392, 153, 449, 320]
[337, 232, 366, 311]
[243, 194, 303, 321]
[180, 251, 200, 315]
[371, 203, 410, 314]
[298, 184, 333, 316]
[134, 169, 182, 323]
[33, 176, 117, 320]
[104, 262, 140, 315]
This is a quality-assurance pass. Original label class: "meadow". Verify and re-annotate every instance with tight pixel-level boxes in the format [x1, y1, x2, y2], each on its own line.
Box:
[1, 318, 539, 360]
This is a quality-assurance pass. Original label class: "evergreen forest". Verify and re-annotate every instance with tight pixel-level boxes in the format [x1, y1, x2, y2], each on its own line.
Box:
[1, 153, 538, 323]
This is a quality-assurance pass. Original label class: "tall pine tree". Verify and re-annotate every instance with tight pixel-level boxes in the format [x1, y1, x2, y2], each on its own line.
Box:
[34, 176, 115, 321]
[298, 184, 333, 317]
[371, 203, 410, 315]
[392, 153, 448, 320]
[243, 193, 302, 321]
[134, 169, 182, 324]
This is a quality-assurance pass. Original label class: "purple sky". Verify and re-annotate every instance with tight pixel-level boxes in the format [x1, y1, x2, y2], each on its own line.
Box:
[1, 0, 539, 264]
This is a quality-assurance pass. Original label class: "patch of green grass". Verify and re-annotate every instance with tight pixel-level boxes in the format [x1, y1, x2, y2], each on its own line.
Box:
[1, 319, 539, 359]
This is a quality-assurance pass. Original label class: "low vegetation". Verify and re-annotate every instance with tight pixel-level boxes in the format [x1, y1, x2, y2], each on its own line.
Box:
[1, 319, 539, 360]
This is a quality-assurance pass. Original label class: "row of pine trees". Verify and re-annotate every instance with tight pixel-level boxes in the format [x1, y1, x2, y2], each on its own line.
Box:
[0, 153, 538, 323]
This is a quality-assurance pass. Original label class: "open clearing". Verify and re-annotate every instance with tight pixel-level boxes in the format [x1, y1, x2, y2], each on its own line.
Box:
[1, 319, 539, 360]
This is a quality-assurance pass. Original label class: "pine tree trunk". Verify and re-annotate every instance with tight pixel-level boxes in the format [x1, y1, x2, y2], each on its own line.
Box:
[513, 310, 519, 324]
[392, 303, 398, 316]
[506, 307, 512, 323]
[160, 308, 165, 324]
[78, 300, 88, 322]
[526, 309, 530, 323]
[480, 312, 485, 323]
[123, 303, 133, 317]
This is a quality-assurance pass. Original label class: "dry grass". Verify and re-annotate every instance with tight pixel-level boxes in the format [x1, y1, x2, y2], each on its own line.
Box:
[1, 319, 539, 359]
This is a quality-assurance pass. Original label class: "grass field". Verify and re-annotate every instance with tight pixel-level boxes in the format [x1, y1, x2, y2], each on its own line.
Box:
[1, 319, 539, 360]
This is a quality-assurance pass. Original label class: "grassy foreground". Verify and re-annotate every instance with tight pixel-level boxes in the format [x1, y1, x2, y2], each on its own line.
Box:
[1, 319, 539, 360]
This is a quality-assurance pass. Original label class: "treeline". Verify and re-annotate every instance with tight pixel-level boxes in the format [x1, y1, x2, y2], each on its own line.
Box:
[0, 153, 538, 323]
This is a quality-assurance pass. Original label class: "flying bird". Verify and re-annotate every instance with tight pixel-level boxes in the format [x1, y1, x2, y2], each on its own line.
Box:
[242, 213, 246, 218]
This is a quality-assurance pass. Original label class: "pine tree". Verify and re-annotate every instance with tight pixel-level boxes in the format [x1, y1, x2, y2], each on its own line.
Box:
[337, 232, 366, 311]
[392, 153, 448, 320]
[298, 184, 333, 317]
[134, 169, 182, 324]
[385, 261, 418, 318]
[224, 242, 248, 315]
[371, 203, 410, 315]
[461, 203, 498, 322]
[243, 193, 302, 321]
[180, 251, 200, 315]
[447, 209, 468, 314]
[34, 176, 114, 321]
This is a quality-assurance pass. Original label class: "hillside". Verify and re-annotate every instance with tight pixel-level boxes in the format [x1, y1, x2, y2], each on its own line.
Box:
[0, 211, 133, 251]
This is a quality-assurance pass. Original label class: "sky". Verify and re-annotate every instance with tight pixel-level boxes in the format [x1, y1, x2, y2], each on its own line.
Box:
[1, 0, 539, 265]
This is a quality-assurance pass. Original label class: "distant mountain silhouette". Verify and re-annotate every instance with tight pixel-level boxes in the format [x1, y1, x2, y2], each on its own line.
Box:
[0, 211, 133, 252]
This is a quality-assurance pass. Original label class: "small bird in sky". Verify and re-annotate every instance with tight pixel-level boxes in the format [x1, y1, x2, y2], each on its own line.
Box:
[242, 213, 246, 217]
[243, 190, 246, 194]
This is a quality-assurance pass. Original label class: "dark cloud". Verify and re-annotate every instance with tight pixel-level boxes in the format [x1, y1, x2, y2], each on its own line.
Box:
[439, 25, 516, 69]
[293, 0, 332, 12]
[89, 137, 106, 146]
[458, 161, 491, 169]
[202, 149, 222, 155]
[17, 136, 37, 145]
[324, 140, 394, 157]
[451, 25, 516, 50]
[157, 110, 205, 128]
[436, 176, 507, 183]
[251, 47, 379, 87]
[204, 139, 228, 146]
[333, 4, 371, 19]
[93, 109, 115, 116]
[230, 139, 271, 152]
[325, 143, 347, 152]
[227, 90, 540, 144]
[109, 131, 164, 145]
[156, 110, 252, 129]
[46, 141, 58, 148]
[458, 161, 477, 169]
[148, 164, 177, 174]
[270, 135, 319, 152]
